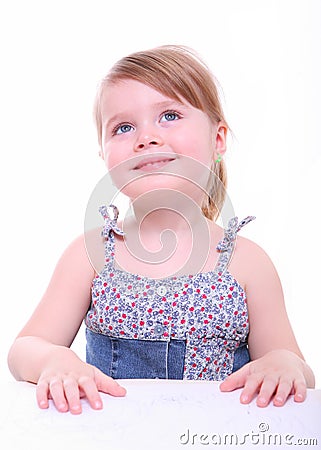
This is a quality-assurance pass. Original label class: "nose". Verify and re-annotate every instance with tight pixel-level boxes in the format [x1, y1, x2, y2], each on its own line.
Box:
[134, 130, 164, 151]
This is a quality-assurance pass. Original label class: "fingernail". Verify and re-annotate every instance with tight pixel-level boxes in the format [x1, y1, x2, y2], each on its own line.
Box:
[71, 404, 81, 412]
[275, 396, 283, 403]
[241, 394, 248, 403]
[94, 401, 102, 409]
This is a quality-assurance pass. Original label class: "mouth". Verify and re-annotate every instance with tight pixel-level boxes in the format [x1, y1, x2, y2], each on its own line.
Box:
[133, 156, 176, 171]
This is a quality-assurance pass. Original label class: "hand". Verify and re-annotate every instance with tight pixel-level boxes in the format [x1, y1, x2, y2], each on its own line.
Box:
[36, 349, 126, 414]
[219, 349, 307, 407]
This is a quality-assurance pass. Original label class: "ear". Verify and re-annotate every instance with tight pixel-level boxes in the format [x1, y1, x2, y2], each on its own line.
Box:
[214, 122, 227, 158]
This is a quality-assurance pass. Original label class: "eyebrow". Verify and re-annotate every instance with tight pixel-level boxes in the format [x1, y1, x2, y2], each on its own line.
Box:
[104, 99, 187, 131]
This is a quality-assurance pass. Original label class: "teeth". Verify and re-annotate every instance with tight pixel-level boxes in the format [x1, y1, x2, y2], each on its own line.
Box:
[143, 162, 159, 167]
[138, 159, 171, 169]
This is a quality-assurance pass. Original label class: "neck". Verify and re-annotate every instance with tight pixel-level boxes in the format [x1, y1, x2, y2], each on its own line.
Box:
[120, 191, 213, 274]
[126, 189, 208, 236]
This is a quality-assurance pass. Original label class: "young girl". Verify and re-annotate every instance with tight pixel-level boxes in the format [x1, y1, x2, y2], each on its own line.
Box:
[8, 45, 315, 414]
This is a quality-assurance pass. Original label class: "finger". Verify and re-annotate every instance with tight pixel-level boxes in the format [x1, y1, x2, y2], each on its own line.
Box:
[36, 380, 50, 409]
[63, 378, 82, 414]
[293, 377, 307, 403]
[256, 375, 279, 407]
[49, 378, 68, 412]
[94, 368, 127, 397]
[272, 377, 293, 406]
[78, 376, 104, 410]
[219, 363, 251, 392]
[239, 372, 264, 404]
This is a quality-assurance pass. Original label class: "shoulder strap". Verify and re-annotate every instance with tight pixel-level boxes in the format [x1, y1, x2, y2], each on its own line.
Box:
[214, 215, 256, 276]
[99, 205, 125, 266]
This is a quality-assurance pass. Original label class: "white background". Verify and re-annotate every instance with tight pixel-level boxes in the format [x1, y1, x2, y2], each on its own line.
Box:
[1, 0, 320, 388]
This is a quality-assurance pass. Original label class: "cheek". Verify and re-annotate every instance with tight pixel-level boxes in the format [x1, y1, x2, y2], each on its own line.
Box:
[101, 143, 122, 171]
[174, 132, 213, 164]
[102, 144, 136, 192]
[105, 152, 116, 171]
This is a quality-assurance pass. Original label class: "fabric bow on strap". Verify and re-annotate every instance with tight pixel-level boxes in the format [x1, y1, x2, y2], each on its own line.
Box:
[99, 205, 125, 238]
[216, 216, 256, 252]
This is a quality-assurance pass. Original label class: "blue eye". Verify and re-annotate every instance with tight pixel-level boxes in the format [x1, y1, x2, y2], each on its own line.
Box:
[160, 111, 180, 122]
[114, 123, 134, 135]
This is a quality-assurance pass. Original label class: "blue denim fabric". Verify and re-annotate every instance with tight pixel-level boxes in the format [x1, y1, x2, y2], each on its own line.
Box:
[86, 328, 250, 379]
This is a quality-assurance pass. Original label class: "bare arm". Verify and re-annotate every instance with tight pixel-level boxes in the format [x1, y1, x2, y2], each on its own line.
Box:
[7, 234, 125, 413]
[220, 238, 315, 406]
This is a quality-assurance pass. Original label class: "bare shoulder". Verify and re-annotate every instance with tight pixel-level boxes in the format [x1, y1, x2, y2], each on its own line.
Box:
[55, 232, 97, 277]
[234, 234, 273, 266]
[228, 234, 279, 291]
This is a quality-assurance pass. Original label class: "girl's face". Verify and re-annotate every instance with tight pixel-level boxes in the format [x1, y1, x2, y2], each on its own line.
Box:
[100, 79, 226, 202]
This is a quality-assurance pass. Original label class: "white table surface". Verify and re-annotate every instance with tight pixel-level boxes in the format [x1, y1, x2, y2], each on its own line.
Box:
[1, 379, 320, 450]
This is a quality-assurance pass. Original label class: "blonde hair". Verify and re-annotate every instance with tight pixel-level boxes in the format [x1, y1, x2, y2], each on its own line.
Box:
[94, 45, 228, 221]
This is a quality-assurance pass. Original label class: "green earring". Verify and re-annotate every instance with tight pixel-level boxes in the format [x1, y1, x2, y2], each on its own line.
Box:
[215, 154, 222, 163]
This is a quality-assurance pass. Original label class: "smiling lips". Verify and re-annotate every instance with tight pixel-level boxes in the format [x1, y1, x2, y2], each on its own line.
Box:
[133, 156, 176, 171]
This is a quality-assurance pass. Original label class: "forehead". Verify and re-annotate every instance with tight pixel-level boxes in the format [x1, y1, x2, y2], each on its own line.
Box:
[100, 79, 186, 115]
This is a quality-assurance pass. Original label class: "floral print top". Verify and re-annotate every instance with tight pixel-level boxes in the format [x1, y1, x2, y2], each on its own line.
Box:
[85, 205, 255, 381]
